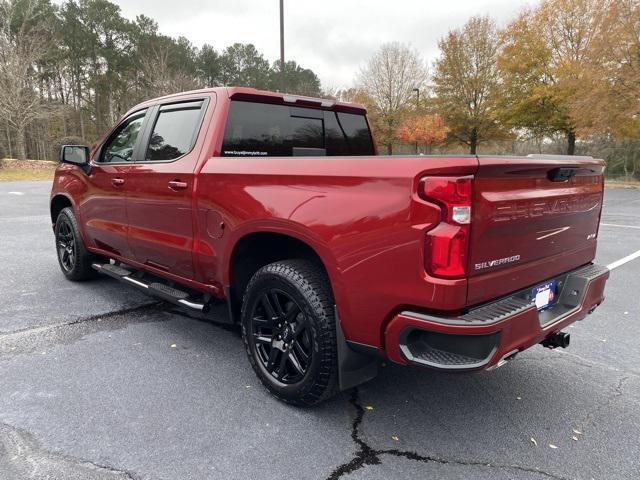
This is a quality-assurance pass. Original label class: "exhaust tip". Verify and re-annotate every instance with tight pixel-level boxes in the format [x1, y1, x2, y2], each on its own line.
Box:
[541, 331, 570, 349]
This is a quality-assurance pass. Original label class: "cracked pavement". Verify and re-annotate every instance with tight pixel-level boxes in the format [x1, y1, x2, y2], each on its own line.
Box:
[1, 181, 639, 479]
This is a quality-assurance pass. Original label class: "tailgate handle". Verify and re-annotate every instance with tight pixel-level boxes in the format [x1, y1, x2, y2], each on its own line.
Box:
[547, 167, 578, 182]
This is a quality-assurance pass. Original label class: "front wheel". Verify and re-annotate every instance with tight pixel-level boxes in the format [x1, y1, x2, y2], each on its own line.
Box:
[54, 207, 100, 281]
[241, 260, 338, 406]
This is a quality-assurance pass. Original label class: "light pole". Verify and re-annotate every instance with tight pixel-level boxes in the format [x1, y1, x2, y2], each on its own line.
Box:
[413, 88, 420, 154]
[279, 0, 285, 92]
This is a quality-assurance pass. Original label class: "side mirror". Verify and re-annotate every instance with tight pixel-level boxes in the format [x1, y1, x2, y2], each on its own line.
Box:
[60, 145, 89, 166]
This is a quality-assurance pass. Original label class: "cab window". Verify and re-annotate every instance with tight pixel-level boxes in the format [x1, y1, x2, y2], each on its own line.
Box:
[144, 101, 204, 161]
[100, 111, 146, 163]
[221, 100, 374, 157]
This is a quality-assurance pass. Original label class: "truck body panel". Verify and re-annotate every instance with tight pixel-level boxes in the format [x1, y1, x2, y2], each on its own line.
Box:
[51, 87, 609, 376]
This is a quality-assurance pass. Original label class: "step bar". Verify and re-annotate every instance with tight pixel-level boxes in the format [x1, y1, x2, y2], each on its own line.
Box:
[91, 263, 206, 311]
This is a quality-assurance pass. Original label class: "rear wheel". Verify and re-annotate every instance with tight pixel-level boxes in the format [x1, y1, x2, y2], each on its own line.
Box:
[241, 260, 338, 406]
[54, 207, 100, 281]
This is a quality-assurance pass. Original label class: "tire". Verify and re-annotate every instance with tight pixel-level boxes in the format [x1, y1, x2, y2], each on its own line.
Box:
[54, 207, 100, 281]
[241, 259, 338, 406]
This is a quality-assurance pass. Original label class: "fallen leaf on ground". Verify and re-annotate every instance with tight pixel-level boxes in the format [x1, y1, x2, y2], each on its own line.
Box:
[572, 436, 578, 441]
[391, 435, 399, 441]
[516, 396, 522, 400]
[549, 444, 558, 449]
[572, 428, 583, 435]
[170, 344, 177, 348]
[530, 437, 537, 446]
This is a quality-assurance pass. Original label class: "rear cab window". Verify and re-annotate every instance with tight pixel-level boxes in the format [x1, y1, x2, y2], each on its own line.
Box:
[221, 101, 374, 157]
[144, 100, 205, 162]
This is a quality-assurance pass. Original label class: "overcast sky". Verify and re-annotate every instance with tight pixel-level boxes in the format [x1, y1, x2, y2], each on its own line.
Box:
[60, 0, 540, 89]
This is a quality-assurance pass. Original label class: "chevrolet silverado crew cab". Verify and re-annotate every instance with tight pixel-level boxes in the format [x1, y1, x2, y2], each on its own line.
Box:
[51, 87, 609, 405]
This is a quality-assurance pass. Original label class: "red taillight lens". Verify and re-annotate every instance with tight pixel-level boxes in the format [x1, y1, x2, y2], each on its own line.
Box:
[426, 223, 469, 277]
[420, 176, 473, 279]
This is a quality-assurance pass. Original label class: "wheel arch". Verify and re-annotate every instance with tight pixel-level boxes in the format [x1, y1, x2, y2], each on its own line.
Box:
[50, 194, 74, 226]
[226, 231, 337, 323]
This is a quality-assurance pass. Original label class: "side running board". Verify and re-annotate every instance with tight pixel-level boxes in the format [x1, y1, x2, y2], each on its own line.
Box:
[92, 263, 206, 311]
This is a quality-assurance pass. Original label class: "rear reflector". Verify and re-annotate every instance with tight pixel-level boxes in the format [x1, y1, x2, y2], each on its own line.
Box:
[420, 176, 473, 279]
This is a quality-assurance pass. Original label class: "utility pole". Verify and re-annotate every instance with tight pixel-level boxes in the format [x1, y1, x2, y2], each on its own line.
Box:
[413, 88, 420, 154]
[279, 0, 285, 92]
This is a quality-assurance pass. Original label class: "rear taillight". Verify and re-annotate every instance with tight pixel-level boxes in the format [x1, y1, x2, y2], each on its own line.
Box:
[420, 176, 473, 279]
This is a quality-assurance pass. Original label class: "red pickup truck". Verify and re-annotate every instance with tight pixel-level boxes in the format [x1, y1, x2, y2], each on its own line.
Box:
[51, 87, 609, 405]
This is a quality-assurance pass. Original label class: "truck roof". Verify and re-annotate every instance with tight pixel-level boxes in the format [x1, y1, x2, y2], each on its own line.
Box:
[132, 86, 367, 114]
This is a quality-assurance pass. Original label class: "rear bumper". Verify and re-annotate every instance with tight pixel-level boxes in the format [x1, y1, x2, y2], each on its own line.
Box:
[385, 263, 609, 371]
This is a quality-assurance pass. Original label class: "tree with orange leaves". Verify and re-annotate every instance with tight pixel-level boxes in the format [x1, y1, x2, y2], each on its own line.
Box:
[395, 114, 449, 154]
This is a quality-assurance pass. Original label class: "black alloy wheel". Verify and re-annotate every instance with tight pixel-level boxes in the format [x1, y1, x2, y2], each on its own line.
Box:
[56, 216, 76, 272]
[250, 288, 313, 384]
[54, 207, 103, 281]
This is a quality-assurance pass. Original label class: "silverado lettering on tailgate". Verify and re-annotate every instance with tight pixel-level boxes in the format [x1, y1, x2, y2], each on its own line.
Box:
[474, 255, 521, 271]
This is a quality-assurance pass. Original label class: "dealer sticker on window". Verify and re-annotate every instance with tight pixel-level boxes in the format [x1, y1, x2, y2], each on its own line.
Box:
[532, 280, 557, 311]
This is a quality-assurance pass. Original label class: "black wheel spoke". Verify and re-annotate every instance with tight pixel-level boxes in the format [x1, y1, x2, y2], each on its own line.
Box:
[253, 333, 272, 345]
[270, 291, 286, 318]
[260, 294, 277, 319]
[276, 350, 288, 379]
[266, 347, 279, 371]
[252, 315, 273, 327]
[285, 303, 300, 322]
[292, 340, 309, 363]
[287, 350, 305, 375]
[293, 316, 308, 338]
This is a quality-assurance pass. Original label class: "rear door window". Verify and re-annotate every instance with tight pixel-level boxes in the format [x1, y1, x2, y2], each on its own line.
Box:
[145, 101, 204, 161]
[221, 100, 374, 157]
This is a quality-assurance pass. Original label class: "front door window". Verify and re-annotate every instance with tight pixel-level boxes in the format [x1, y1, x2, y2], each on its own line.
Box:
[100, 112, 146, 163]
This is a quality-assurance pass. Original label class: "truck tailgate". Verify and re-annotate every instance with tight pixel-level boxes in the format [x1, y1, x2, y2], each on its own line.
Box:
[467, 156, 605, 305]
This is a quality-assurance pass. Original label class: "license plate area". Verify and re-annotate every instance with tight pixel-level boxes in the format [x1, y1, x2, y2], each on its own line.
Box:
[531, 280, 557, 311]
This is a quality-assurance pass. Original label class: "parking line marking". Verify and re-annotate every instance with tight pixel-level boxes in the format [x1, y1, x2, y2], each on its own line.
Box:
[607, 249, 640, 271]
[601, 223, 640, 230]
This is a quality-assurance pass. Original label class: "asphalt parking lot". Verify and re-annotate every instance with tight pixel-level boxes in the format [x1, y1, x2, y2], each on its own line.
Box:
[1, 180, 639, 480]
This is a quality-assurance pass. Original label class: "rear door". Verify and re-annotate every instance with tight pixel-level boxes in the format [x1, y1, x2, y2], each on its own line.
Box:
[125, 97, 210, 279]
[467, 155, 605, 305]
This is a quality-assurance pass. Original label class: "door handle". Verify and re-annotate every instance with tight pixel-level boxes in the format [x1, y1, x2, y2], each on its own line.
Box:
[111, 178, 125, 187]
[168, 180, 188, 191]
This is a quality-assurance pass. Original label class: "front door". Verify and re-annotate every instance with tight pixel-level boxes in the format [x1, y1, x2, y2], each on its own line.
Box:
[125, 98, 209, 280]
[80, 109, 148, 258]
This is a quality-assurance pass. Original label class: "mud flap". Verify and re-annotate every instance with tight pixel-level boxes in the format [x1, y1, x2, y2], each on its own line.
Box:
[335, 307, 379, 391]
